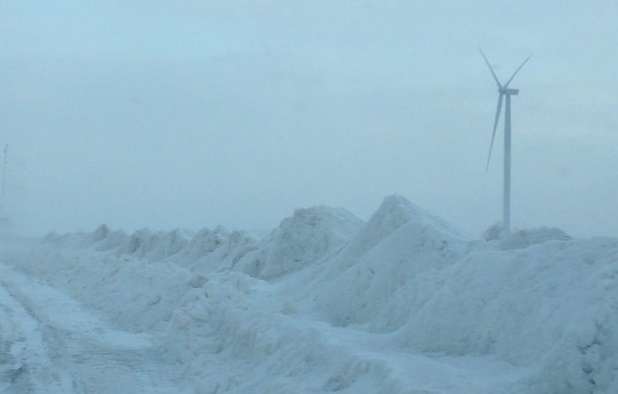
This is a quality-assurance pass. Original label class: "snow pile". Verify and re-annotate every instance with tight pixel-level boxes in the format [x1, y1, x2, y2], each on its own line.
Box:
[233, 205, 363, 279]
[499, 226, 573, 250]
[396, 236, 618, 392]
[310, 195, 469, 332]
[45, 251, 192, 332]
[179, 227, 258, 273]
[44, 225, 258, 270]
[164, 272, 408, 393]
[120, 228, 192, 260]
[4, 195, 618, 393]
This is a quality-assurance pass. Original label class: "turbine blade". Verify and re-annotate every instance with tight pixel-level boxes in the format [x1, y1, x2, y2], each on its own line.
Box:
[486, 93, 503, 171]
[504, 55, 532, 88]
[479, 48, 503, 89]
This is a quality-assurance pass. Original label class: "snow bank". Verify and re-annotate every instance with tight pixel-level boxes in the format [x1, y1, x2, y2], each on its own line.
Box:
[164, 271, 458, 394]
[45, 224, 259, 272]
[29, 250, 192, 332]
[396, 237, 618, 393]
[10, 195, 618, 393]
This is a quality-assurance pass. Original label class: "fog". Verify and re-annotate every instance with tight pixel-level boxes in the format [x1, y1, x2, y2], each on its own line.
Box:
[1, 1, 617, 237]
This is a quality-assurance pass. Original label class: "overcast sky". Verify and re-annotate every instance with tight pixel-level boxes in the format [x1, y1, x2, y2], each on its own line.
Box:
[0, 1, 617, 237]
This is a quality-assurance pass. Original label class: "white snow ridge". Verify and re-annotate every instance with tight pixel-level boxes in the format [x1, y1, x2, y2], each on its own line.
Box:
[1, 194, 617, 393]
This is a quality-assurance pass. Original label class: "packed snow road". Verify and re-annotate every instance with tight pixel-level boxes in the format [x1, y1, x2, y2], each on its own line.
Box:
[0, 262, 189, 393]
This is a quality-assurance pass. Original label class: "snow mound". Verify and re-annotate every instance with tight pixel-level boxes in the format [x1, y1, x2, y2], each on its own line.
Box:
[499, 227, 573, 250]
[178, 227, 228, 262]
[44, 225, 193, 260]
[44, 225, 258, 272]
[121, 228, 192, 260]
[312, 195, 469, 331]
[329, 195, 466, 272]
[233, 205, 363, 279]
[81, 224, 130, 251]
[22, 195, 618, 392]
[396, 237, 618, 393]
[180, 228, 258, 273]
[165, 272, 422, 393]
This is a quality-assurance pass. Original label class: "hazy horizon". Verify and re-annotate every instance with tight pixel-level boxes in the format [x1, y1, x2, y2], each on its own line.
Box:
[1, 1, 617, 238]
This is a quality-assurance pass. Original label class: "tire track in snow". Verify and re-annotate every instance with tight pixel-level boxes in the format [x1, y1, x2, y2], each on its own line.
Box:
[0, 278, 72, 393]
[0, 263, 189, 394]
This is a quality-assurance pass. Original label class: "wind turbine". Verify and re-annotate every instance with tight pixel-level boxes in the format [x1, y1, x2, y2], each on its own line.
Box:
[480, 48, 531, 235]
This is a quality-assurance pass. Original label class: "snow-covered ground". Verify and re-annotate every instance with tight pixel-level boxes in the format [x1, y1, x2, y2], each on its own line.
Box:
[1, 195, 617, 393]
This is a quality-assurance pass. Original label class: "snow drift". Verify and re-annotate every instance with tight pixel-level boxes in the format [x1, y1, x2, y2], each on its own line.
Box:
[4, 194, 618, 393]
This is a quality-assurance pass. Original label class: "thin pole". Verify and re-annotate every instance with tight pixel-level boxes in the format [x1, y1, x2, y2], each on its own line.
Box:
[503, 94, 512, 234]
[1, 144, 7, 218]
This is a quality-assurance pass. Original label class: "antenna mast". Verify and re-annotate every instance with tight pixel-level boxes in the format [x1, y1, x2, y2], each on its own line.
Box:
[1, 144, 7, 220]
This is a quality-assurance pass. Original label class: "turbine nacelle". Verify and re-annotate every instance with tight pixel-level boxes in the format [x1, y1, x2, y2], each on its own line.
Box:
[499, 88, 519, 95]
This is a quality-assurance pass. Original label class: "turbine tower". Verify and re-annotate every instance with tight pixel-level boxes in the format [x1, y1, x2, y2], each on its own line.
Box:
[480, 48, 531, 235]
